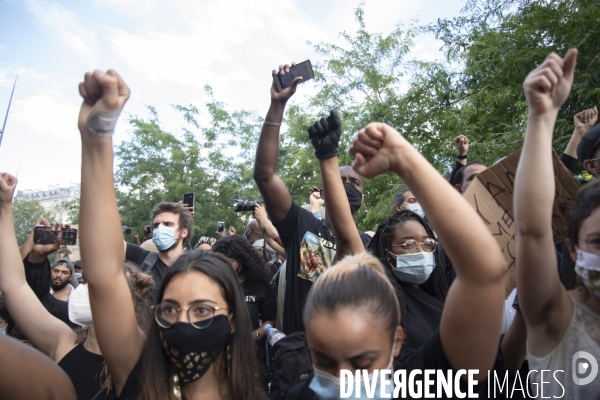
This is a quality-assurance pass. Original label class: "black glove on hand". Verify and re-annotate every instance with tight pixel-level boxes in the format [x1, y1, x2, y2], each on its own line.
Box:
[308, 110, 342, 159]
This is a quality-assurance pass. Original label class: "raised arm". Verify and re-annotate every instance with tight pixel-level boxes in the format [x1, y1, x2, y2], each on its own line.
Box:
[564, 106, 598, 160]
[77, 69, 144, 393]
[448, 135, 469, 186]
[0, 334, 77, 400]
[514, 50, 578, 354]
[254, 204, 286, 258]
[253, 63, 302, 225]
[0, 173, 76, 361]
[309, 111, 364, 258]
[350, 123, 506, 379]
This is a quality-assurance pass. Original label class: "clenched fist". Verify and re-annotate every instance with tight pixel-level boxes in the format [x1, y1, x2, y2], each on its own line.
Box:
[523, 49, 577, 116]
[454, 135, 469, 156]
[0, 172, 17, 206]
[349, 123, 409, 179]
[308, 111, 342, 159]
[574, 106, 598, 132]
[78, 69, 130, 139]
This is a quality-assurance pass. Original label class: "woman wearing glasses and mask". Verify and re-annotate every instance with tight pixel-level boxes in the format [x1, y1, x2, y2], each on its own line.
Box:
[287, 121, 506, 398]
[302, 111, 449, 355]
[367, 210, 449, 353]
[75, 70, 264, 399]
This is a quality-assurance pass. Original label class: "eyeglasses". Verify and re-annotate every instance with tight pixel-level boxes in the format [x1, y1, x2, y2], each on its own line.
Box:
[389, 238, 437, 254]
[152, 304, 228, 329]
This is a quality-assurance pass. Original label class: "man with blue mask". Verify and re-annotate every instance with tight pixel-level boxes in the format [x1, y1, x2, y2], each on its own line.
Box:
[393, 187, 425, 219]
[124, 202, 193, 299]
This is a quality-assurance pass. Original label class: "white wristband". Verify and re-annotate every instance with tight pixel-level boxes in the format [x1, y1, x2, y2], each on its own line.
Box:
[88, 110, 121, 137]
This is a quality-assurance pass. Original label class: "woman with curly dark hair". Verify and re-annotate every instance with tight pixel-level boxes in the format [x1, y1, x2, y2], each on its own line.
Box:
[367, 209, 449, 353]
[212, 235, 276, 386]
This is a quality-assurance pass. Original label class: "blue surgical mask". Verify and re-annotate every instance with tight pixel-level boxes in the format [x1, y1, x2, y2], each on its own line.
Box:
[0, 326, 6, 335]
[389, 251, 435, 285]
[152, 225, 177, 251]
[309, 353, 395, 399]
[310, 369, 395, 400]
[405, 203, 425, 218]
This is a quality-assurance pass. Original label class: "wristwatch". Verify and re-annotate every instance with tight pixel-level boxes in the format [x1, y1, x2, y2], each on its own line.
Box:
[255, 331, 261, 340]
[457, 154, 468, 160]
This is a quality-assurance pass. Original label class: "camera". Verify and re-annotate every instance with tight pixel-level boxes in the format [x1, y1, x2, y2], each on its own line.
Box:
[234, 199, 263, 212]
[122, 226, 132, 235]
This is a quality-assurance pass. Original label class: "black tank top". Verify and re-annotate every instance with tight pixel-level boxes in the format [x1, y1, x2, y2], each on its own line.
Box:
[58, 341, 115, 400]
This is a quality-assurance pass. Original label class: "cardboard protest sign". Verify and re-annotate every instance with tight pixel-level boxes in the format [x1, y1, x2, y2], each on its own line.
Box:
[463, 149, 580, 297]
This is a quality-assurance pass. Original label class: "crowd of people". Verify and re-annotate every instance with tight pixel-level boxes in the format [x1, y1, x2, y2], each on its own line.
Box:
[0, 48, 599, 400]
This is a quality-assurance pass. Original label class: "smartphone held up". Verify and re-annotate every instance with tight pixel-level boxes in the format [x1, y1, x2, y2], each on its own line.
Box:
[272, 60, 314, 92]
[33, 225, 78, 246]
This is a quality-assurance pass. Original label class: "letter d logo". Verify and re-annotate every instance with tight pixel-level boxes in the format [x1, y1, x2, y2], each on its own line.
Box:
[572, 351, 598, 386]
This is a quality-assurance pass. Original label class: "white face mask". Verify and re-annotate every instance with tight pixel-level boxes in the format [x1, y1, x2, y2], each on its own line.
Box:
[575, 247, 600, 298]
[68, 284, 93, 328]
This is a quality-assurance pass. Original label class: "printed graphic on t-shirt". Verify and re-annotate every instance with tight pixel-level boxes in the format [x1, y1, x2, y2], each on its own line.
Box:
[297, 232, 336, 282]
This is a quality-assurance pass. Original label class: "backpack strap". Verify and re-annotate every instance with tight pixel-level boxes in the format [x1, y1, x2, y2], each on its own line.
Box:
[141, 252, 159, 273]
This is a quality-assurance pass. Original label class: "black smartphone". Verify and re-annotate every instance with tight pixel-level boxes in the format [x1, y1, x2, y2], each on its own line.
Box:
[123, 227, 132, 235]
[61, 228, 78, 246]
[217, 221, 225, 233]
[33, 225, 55, 245]
[272, 60, 314, 92]
[33, 226, 78, 246]
[183, 192, 195, 212]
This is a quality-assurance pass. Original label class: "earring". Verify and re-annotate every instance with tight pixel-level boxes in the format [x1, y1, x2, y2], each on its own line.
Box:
[226, 343, 232, 377]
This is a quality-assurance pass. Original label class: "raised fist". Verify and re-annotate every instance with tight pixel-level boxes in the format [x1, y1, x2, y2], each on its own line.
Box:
[308, 110, 342, 159]
[0, 172, 17, 206]
[523, 49, 577, 115]
[310, 189, 324, 207]
[350, 123, 408, 179]
[574, 106, 598, 132]
[78, 69, 130, 139]
[454, 135, 469, 156]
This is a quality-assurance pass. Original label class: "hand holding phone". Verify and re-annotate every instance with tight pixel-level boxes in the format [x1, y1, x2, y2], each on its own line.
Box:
[183, 192, 195, 214]
[272, 60, 314, 93]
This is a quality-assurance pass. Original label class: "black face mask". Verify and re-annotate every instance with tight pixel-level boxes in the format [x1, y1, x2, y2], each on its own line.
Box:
[158, 314, 232, 384]
[344, 182, 363, 215]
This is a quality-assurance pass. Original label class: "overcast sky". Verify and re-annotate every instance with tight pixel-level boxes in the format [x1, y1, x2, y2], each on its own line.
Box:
[0, 0, 465, 191]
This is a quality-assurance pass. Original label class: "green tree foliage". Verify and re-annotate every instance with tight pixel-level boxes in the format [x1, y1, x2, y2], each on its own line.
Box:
[12, 200, 51, 246]
[115, 88, 269, 245]
[432, 0, 600, 162]
[56, 199, 80, 225]
[113, 1, 599, 238]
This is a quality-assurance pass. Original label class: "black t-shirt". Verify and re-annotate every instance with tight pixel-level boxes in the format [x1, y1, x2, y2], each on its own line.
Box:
[276, 202, 371, 334]
[114, 359, 142, 400]
[241, 280, 277, 330]
[286, 330, 479, 400]
[448, 160, 464, 187]
[58, 342, 115, 400]
[125, 243, 168, 294]
[400, 283, 444, 354]
[23, 255, 74, 327]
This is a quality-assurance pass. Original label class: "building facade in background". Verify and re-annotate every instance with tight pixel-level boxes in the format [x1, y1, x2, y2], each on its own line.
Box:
[15, 183, 80, 224]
